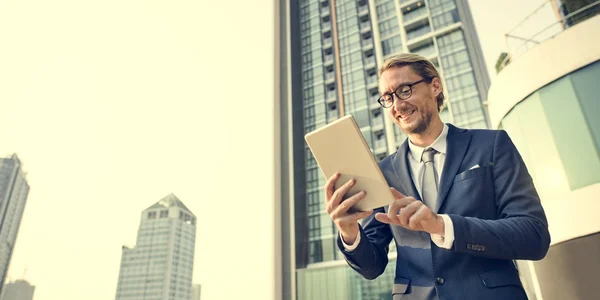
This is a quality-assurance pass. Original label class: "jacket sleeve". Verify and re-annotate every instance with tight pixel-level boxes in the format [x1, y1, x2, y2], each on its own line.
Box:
[449, 130, 551, 260]
[336, 206, 393, 280]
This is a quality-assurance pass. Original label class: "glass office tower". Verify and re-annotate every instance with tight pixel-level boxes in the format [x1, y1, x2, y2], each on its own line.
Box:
[287, 0, 491, 298]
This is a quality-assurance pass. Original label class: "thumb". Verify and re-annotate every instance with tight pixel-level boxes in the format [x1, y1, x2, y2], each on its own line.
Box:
[390, 187, 406, 199]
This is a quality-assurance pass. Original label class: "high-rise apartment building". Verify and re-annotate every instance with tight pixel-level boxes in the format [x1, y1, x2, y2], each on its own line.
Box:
[283, 0, 491, 298]
[0, 279, 35, 300]
[0, 154, 30, 295]
[115, 194, 196, 300]
[192, 284, 201, 300]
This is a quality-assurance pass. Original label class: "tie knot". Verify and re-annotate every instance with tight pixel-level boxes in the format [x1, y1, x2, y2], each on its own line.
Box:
[422, 147, 437, 163]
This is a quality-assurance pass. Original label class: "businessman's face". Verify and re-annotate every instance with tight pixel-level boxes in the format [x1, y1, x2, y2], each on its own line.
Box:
[379, 66, 440, 135]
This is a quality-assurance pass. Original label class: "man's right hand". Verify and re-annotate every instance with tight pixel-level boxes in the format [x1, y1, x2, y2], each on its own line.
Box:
[324, 172, 373, 245]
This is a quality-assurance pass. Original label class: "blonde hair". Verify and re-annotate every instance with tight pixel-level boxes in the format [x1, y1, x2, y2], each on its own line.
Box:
[379, 53, 445, 111]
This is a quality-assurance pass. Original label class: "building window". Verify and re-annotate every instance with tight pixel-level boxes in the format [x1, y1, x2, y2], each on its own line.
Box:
[147, 212, 156, 219]
[378, 17, 399, 37]
[160, 210, 168, 218]
[571, 60, 600, 155]
[406, 23, 432, 41]
[376, 1, 396, 20]
[537, 65, 600, 190]
[305, 167, 322, 190]
[403, 5, 428, 23]
[411, 42, 436, 58]
[440, 49, 471, 76]
[437, 29, 466, 54]
[499, 62, 600, 197]
[381, 35, 402, 56]
[429, 0, 459, 30]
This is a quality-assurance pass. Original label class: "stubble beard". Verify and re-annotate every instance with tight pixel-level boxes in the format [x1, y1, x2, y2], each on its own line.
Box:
[400, 109, 432, 135]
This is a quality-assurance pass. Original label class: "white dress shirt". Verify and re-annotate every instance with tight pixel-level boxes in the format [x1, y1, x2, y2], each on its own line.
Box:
[342, 123, 455, 250]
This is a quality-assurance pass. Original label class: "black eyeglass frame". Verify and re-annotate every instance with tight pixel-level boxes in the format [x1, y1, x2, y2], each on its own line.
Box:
[377, 78, 427, 108]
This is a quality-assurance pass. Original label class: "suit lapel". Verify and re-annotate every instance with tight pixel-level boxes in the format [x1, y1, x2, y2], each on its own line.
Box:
[436, 124, 471, 212]
[391, 140, 421, 200]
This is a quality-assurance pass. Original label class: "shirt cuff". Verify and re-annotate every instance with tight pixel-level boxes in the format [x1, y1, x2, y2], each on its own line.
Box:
[431, 214, 455, 249]
[340, 231, 361, 251]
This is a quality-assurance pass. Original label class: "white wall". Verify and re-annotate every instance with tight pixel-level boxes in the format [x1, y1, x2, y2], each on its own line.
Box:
[487, 15, 600, 129]
[486, 14, 600, 247]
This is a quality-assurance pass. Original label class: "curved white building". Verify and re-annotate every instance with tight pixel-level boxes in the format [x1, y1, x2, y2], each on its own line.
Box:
[487, 14, 600, 300]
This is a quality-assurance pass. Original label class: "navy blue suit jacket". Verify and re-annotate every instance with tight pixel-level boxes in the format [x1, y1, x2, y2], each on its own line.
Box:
[337, 124, 550, 300]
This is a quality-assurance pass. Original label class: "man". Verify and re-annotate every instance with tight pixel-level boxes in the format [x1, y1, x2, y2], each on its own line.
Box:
[324, 53, 550, 300]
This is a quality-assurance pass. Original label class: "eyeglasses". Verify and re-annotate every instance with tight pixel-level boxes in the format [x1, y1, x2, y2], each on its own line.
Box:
[377, 79, 426, 108]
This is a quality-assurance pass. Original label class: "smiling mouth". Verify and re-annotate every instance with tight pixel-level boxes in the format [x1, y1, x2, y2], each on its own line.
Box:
[398, 108, 415, 120]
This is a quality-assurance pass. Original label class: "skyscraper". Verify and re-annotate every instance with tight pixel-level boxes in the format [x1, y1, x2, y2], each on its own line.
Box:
[283, 0, 491, 298]
[0, 279, 35, 300]
[115, 193, 196, 300]
[0, 154, 30, 295]
[192, 284, 201, 300]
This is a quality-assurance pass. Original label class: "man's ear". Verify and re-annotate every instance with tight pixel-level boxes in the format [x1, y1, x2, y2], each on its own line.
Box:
[431, 77, 443, 99]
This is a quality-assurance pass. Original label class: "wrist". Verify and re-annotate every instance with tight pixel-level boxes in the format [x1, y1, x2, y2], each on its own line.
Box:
[340, 225, 359, 244]
[432, 215, 445, 236]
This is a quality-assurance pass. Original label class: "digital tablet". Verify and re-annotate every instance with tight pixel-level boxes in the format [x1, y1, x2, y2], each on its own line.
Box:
[304, 114, 396, 212]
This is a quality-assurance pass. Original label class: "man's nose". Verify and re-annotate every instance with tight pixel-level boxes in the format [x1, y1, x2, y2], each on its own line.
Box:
[392, 94, 404, 112]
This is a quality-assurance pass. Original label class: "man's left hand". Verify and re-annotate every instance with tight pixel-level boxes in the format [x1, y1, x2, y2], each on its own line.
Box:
[375, 188, 445, 236]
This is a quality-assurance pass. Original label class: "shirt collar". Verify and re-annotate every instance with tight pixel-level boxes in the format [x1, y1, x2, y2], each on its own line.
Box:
[408, 123, 449, 162]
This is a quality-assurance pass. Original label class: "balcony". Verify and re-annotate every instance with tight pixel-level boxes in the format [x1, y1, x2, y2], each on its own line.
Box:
[370, 101, 381, 110]
[361, 38, 374, 50]
[406, 25, 432, 42]
[399, 0, 421, 9]
[320, 7, 330, 18]
[374, 139, 387, 151]
[404, 7, 427, 21]
[368, 81, 379, 95]
[322, 22, 332, 33]
[323, 37, 333, 49]
[324, 54, 334, 66]
[326, 91, 337, 104]
[325, 72, 335, 84]
[328, 110, 339, 120]
[372, 117, 384, 128]
[358, 6, 369, 17]
[371, 104, 382, 113]
[361, 26, 372, 39]
[364, 56, 376, 71]
[359, 21, 371, 34]
[411, 43, 436, 58]
[366, 75, 378, 89]
[403, 7, 429, 31]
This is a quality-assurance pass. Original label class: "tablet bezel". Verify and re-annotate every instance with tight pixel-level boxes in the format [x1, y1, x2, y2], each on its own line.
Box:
[304, 115, 396, 212]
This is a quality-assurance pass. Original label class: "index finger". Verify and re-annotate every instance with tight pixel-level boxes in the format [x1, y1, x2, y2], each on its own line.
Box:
[324, 172, 341, 201]
[390, 187, 407, 199]
[388, 197, 417, 219]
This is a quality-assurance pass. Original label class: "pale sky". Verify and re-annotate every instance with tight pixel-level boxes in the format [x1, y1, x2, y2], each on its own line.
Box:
[0, 1, 555, 300]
